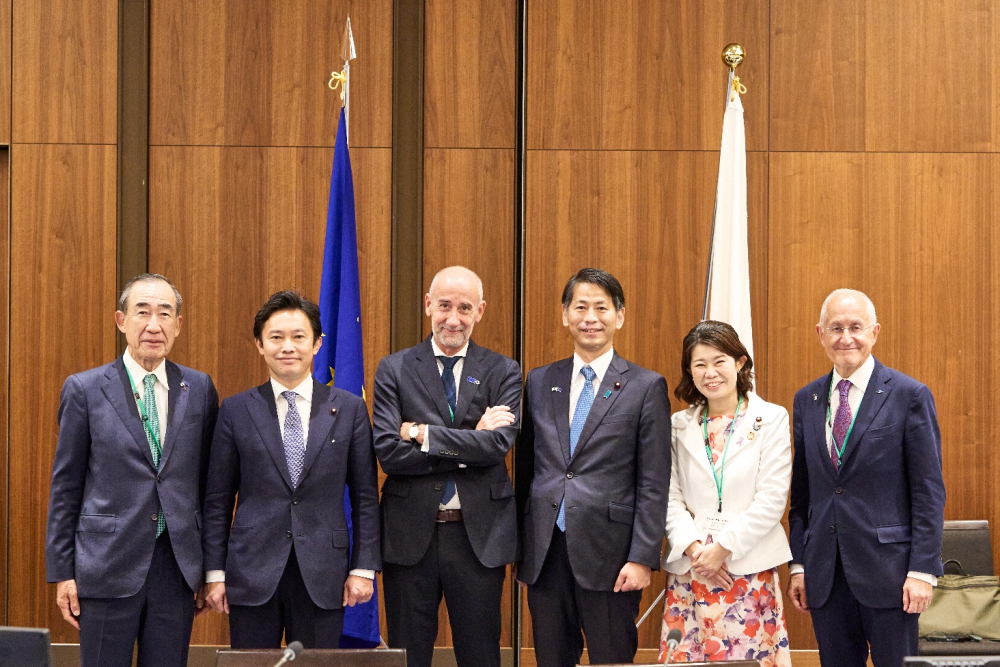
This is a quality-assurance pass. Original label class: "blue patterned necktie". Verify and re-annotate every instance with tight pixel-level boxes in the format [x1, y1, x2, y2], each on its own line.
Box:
[142, 374, 165, 537]
[437, 355, 460, 503]
[557, 365, 597, 531]
[281, 391, 306, 488]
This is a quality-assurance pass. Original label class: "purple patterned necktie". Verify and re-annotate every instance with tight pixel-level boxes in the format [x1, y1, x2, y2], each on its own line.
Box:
[831, 379, 852, 472]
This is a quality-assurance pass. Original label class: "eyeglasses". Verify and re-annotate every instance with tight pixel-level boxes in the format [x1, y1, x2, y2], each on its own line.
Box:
[823, 323, 875, 337]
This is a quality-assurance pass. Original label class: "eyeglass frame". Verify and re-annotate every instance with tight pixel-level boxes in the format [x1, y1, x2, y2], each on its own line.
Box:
[822, 323, 877, 337]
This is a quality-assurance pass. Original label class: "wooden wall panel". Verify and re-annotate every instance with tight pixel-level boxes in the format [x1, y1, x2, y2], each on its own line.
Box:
[424, 0, 517, 148]
[769, 0, 865, 151]
[7, 144, 118, 639]
[521, 149, 768, 649]
[149, 144, 392, 643]
[149, 0, 392, 148]
[0, 150, 8, 620]
[768, 151, 1000, 647]
[0, 0, 10, 144]
[527, 0, 769, 151]
[11, 0, 117, 144]
[423, 148, 515, 357]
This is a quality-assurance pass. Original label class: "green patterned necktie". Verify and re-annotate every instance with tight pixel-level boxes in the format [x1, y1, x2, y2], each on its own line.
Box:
[143, 374, 166, 537]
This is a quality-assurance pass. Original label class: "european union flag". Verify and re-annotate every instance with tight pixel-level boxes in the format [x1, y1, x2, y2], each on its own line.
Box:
[314, 106, 379, 648]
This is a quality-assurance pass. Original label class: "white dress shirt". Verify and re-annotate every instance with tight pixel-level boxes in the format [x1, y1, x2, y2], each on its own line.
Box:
[568, 347, 615, 425]
[421, 339, 468, 510]
[123, 350, 169, 445]
[207, 373, 373, 583]
[790, 354, 936, 586]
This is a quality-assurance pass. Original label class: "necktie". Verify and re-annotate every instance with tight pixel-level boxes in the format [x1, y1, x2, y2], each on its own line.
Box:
[558, 365, 597, 531]
[143, 374, 165, 538]
[831, 379, 852, 472]
[437, 356, 460, 503]
[282, 391, 306, 488]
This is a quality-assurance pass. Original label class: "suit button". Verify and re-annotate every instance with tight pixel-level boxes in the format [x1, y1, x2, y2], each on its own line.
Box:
[292, 497, 299, 505]
[434, 483, 443, 491]
[829, 526, 836, 533]
[835, 487, 843, 494]
[156, 475, 162, 483]
[566, 472, 574, 479]
[286, 531, 292, 538]
[428, 465, 434, 471]
[151, 514, 158, 522]
[552, 503, 558, 510]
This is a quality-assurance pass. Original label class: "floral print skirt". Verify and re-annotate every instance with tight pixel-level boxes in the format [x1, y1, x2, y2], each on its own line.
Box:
[658, 567, 791, 665]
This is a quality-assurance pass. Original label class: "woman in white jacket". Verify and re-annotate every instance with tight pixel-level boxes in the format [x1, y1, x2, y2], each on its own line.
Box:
[659, 321, 792, 665]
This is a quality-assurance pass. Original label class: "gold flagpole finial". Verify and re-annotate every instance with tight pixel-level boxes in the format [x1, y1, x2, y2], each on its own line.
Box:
[722, 43, 745, 70]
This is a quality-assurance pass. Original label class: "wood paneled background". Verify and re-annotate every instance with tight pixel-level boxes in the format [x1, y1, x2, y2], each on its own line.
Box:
[3, 0, 998, 659]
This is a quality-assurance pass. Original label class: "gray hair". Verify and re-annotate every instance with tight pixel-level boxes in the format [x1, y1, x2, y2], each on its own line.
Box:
[818, 288, 876, 326]
[118, 274, 183, 315]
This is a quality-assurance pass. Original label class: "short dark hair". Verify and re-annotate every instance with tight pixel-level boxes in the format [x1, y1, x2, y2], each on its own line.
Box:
[253, 291, 322, 343]
[118, 274, 183, 315]
[675, 320, 754, 406]
[561, 268, 625, 311]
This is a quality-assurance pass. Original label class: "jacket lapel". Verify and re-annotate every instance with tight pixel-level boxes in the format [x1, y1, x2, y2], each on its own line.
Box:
[452, 342, 484, 426]
[839, 359, 892, 470]
[681, 404, 716, 476]
[249, 382, 295, 491]
[812, 372, 835, 479]
[411, 337, 454, 424]
[157, 360, 188, 470]
[300, 381, 335, 484]
[570, 353, 629, 462]
[544, 359, 573, 465]
[103, 358, 157, 470]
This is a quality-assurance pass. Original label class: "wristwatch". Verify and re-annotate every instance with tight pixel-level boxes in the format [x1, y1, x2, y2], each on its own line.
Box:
[408, 424, 421, 441]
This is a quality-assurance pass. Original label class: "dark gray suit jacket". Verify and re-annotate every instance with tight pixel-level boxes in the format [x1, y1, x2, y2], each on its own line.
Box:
[515, 352, 671, 591]
[46, 357, 219, 597]
[372, 337, 521, 568]
[202, 380, 381, 609]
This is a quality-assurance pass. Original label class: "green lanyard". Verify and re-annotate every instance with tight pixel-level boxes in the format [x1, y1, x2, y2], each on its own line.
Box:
[701, 395, 742, 513]
[825, 381, 859, 466]
[124, 366, 162, 455]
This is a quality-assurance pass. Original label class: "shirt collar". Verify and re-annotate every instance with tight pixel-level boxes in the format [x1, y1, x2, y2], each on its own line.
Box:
[832, 354, 875, 393]
[573, 347, 615, 384]
[270, 375, 314, 403]
[431, 338, 469, 360]
[123, 349, 168, 391]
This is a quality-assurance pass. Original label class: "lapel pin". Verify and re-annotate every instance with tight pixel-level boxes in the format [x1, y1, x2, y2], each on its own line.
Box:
[133, 392, 141, 400]
[746, 431, 756, 441]
[614, 381, 621, 390]
[876, 389, 884, 394]
[179, 381, 188, 391]
[753, 423, 762, 431]
[603, 390, 612, 399]
[756, 416, 763, 422]
[812, 394, 818, 401]
[467, 376, 480, 385]
[330, 407, 338, 415]
[551, 387, 563, 392]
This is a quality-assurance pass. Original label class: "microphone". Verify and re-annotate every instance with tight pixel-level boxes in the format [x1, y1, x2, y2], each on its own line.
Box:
[664, 628, 682, 664]
[272, 641, 304, 667]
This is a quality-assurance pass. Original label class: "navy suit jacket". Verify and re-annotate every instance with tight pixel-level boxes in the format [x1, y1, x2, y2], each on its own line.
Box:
[202, 380, 381, 609]
[46, 357, 219, 598]
[788, 358, 946, 609]
[372, 337, 521, 568]
[515, 352, 671, 591]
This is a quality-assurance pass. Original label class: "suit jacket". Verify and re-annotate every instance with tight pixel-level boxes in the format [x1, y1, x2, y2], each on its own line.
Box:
[663, 394, 792, 576]
[788, 357, 946, 609]
[202, 380, 381, 609]
[515, 352, 671, 591]
[372, 337, 521, 568]
[45, 357, 219, 598]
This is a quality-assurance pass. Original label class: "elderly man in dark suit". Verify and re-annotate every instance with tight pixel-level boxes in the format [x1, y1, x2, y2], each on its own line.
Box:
[372, 266, 521, 667]
[45, 274, 219, 667]
[202, 290, 380, 648]
[515, 268, 671, 667]
[787, 288, 946, 667]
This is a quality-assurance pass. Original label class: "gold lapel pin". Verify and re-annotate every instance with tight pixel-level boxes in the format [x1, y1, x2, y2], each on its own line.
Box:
[330, 407, 338, 415]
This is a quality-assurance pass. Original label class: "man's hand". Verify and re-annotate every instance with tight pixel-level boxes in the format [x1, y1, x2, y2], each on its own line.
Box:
[195, 584, 210, 617]
[343, 575, 374, 607]
[902, 577, 933, 614]
[786, 573, 809, 612]
[476, 406, 516, 431]
[204, 581, 229, 614]
[690, 542, 731, 578]
[56, 579, 81, 629]
[613, 562, 651, 592]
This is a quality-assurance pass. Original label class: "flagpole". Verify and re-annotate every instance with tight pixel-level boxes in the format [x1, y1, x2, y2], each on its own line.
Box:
[703, 44, 745, 321]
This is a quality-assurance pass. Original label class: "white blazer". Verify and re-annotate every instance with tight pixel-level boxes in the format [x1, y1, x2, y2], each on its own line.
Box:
[663, 393, 793, 576]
